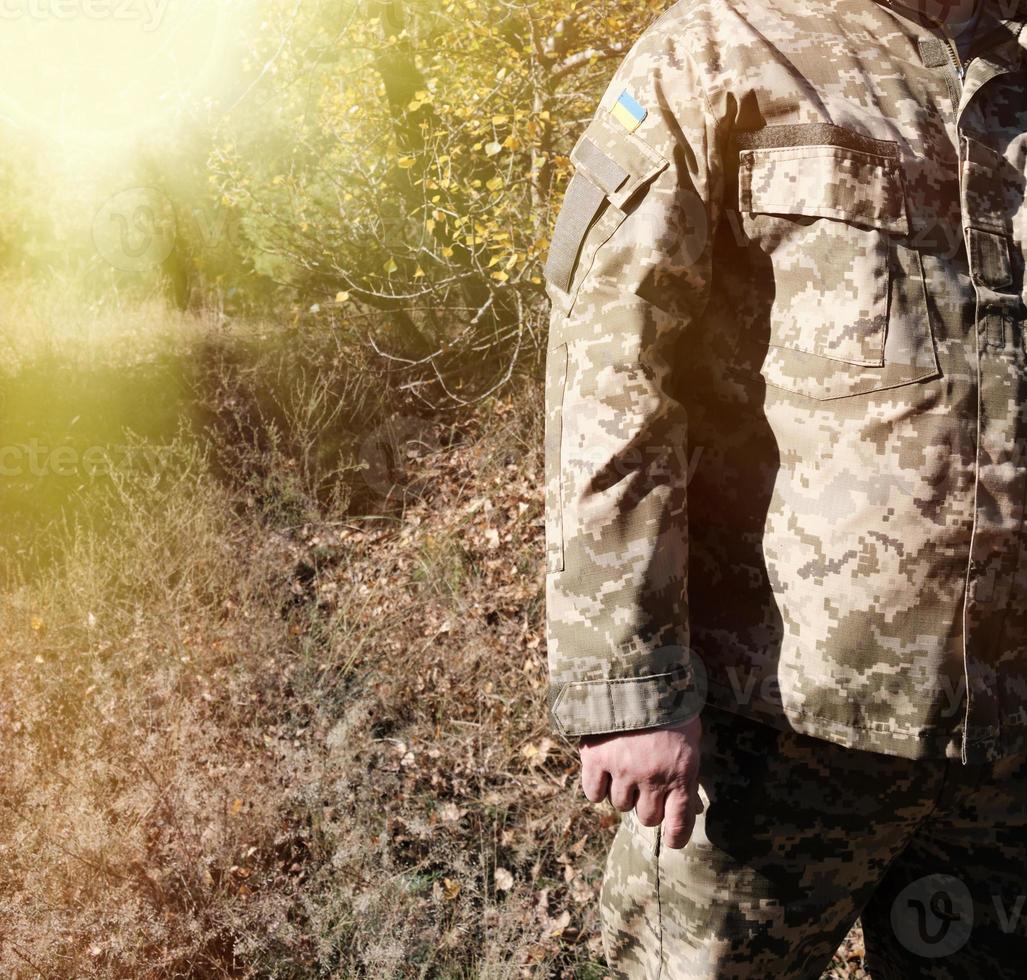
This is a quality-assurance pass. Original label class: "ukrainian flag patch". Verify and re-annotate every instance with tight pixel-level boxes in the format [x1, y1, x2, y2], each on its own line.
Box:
[610, 88, 646, 132]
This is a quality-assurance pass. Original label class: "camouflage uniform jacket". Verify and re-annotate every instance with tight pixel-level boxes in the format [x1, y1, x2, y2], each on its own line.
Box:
[542, 0, 1027, 764]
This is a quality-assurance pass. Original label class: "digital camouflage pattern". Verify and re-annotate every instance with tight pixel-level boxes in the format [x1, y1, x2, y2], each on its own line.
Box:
[542, 0, 1027, 764]
[600, 704, 1027, 978]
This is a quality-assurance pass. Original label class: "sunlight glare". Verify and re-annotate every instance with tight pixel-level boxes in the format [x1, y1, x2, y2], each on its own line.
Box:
[0, 0, 241, 159]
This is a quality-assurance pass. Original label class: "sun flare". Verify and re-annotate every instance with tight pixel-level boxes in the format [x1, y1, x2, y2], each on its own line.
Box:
[0, 0, 242, 157]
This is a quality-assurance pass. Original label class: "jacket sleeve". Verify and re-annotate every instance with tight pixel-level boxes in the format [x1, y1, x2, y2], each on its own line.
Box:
[542, 24, 722, 739]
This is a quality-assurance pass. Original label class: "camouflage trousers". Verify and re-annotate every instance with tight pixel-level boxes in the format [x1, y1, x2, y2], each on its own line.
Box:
[600, 704, 1027, 979]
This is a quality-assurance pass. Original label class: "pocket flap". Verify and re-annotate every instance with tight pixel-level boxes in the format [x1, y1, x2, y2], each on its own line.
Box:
[962, 134, 1021, 237]
[738, 130, 909, 236]
[569, 110, 669, 211]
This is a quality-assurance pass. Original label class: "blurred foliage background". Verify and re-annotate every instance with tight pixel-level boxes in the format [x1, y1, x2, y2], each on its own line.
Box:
[0, 0, 666, 574]
[0, 0, 663, 369]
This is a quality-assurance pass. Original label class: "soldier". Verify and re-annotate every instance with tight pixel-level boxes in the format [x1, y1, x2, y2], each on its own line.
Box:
[541, 0, 1027, 976]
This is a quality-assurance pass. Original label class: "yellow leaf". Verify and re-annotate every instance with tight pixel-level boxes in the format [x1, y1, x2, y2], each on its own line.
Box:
[414, 266, 425, 278]
[230, 798, 244, 815]
[383, 257, 398, 274]
[335, 291, 350, 303]
[491, 114, 508, 125]
[30, 615, 44, 632]
[491, 271, 509, 282]
[484, 141, 502, 156]
[397, 155, 416, 169]
[485, 177, 503, 191]
[443, 877, 461, 900]
[441, 246, 454, 258]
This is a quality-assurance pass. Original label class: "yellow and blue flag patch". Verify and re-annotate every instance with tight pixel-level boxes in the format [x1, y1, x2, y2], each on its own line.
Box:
[610, 88, 646, 132]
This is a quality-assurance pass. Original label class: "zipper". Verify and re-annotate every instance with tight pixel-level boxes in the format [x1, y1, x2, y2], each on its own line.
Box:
[877, 0, 968, 81]
[943, 36, 966, 82]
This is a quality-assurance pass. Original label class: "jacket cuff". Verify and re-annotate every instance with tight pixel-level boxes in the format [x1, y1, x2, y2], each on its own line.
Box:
[547, 664, 702, 737]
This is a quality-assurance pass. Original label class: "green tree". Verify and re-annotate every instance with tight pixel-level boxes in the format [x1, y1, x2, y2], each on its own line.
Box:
[210, 0, 669, 403]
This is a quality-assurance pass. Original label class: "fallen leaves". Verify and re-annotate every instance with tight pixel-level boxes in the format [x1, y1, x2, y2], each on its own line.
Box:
[520, 737, 555, 767]
[434, 877, 461, 901]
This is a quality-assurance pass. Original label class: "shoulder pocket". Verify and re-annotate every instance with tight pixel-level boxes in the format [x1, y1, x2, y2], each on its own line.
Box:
[735, 124, 939, 400]
[544, 110, 668, 317]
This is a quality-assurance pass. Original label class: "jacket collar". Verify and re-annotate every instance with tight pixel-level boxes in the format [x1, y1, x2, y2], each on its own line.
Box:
[872, 0, 1026, 70]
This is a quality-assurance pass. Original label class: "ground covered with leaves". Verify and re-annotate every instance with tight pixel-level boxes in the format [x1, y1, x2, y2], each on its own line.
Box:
[0, 318, 868, 977]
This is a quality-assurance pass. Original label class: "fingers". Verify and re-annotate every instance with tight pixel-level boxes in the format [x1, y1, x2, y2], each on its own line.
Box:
[581, 763, 611, 804]
[633, 785, 667, 828]
[661, 786, 698, 850]
[608, 778, 639, 812]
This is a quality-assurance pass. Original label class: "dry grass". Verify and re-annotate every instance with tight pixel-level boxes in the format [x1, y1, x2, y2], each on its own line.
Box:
[0, 273, 213, 374]
[0, 301, 868, 978]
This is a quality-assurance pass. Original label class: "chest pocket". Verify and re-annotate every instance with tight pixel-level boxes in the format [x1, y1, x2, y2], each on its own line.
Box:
[735, 126, 940, 400]
[962, 134, 1025, 332]
[543, 109, 668, 319]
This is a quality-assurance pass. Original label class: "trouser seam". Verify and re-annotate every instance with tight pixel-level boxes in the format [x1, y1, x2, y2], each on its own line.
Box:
[654, 827, 664, 980]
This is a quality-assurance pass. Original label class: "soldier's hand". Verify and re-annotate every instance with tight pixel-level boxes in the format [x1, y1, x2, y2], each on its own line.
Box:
[578, 714, 703, 850]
